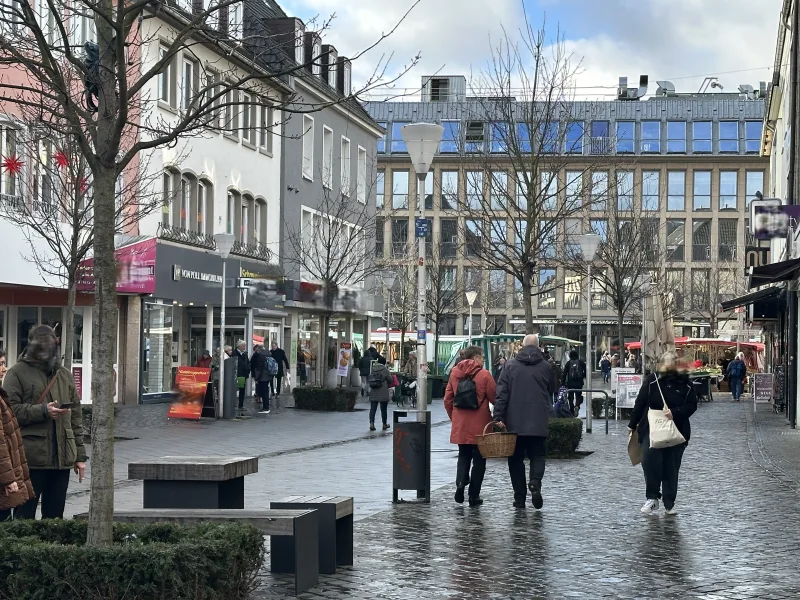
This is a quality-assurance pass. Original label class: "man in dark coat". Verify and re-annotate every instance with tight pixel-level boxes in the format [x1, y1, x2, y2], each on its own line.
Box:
[359, 350, 374, 396]
[233, 341, 250, 412]
[493, 334, 557, 510]
[270, 342, 290, 395]
[561, 349, 587, 416]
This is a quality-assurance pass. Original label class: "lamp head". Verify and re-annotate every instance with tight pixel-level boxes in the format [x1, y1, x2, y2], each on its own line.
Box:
[465, 290, 478, 306]
[214, 232, 235, 259]
[400, 122, 444, 175]
[577, 233, 601, 261]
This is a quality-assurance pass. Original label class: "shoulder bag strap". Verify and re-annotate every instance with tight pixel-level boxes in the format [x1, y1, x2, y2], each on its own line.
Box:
[653, 376, 667, 410]
[37, 374, 58, 405]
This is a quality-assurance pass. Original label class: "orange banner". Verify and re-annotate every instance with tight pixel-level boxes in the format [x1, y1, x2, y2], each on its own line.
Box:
[168, 366, 211, 420]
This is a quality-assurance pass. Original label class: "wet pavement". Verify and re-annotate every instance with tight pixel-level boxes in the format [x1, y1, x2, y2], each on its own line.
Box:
[254, 399, 800, 599]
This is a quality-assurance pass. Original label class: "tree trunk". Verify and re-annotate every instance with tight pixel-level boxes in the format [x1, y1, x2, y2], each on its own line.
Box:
[618, 310, 625, 364]
[522, 277, 534, 332]
[86, 168, 117, 547]
[433, 329, 439, 374]
[62, 275, 76, 370]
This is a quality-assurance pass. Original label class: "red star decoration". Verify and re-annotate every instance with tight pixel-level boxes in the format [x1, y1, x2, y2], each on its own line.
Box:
[2, 155, 23, 175]
[78, 177, 90, 193]
[54, 151, 69, 169]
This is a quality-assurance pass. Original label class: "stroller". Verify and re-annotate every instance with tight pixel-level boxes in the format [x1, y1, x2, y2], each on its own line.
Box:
[399, 375, 418, 408]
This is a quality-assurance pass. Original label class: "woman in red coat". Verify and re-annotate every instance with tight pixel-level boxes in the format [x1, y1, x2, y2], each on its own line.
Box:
[444, 345, 496, 506]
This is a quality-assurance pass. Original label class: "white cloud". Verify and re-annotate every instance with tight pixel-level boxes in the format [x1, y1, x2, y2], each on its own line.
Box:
[282, 0, 782, 99]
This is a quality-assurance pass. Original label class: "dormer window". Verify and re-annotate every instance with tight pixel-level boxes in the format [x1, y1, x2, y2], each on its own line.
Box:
[295, 25, 304, 64]
[312, 40, 321, 75]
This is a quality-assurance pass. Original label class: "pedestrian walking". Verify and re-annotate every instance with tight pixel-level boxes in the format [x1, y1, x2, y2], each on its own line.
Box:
[270, 341, 290, 395]
[195, 349, 212, 369]
[366, 358, 393, 431]
[359, 350, 373, 397]
[250, 345, 273, 414]
[402, 351, 418, 377]
[726, 352, 747, 401]
[493, 334, 557, 509]
[493, 356, 506, 382]
[600, 353, 612, 384]
[297, 346, 307, 385]
[4, 325, 87, 520]
[233, 341, 251, 412]
[444, 346, 496, 506]
[0, 350, 34, 522]
[561, 350, 587, 416]
[628, 351, 698, 515]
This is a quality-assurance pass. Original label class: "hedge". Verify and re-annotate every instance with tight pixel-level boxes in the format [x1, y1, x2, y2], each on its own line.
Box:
[0, 519, 263, 600]
[293, 386, 358, 411]
[591, 396, 616, 419]
[546, 418, 583, 456]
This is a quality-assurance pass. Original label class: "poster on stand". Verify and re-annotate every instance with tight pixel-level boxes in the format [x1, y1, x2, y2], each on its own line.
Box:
[616, 373, 642, 409]
[752, 373, 773, 404]
[337, 342, 352, 377]
[611, 367, 635, 397]
[168, 366, 211, 420]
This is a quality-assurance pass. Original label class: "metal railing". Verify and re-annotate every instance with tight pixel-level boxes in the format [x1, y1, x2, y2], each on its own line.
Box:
[157, 223, 216, 249]
[231, 239, 272, 261]
[0, 193, 23, 211]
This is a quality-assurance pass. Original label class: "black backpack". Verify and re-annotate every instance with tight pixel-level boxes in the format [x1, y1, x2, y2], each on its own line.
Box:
[568, 360, 583, 381]
[368, 370, 385, 389]
[453, 375, 479, 409]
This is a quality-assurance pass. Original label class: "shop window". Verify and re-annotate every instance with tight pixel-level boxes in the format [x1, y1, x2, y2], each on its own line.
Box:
[142, 302, 174, 395]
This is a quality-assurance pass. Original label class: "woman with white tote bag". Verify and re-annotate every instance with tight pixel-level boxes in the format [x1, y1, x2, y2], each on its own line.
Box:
[628, 351, 698, 515]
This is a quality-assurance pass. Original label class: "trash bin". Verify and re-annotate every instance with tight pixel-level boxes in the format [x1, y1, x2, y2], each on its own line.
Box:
[392, 410, 431, 503]
[427, 375, 446, 400]
[222, 356, 238, 419]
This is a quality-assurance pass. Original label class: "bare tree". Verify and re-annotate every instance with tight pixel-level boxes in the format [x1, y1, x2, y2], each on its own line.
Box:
[0, 0, 418, 545]
[0, 128, 163, 369]
[424, 244, 460, 373]
[453, 11, 616, 331]
[687, 260, 744, 337]
[386, 262, 416, 365]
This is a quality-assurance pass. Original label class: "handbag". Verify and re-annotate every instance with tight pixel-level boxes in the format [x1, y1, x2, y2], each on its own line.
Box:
[627, 431, 642, 466]
[390, 374, 399, 388]
[236, 376, 246, 389]
[648, 377, 687, 449]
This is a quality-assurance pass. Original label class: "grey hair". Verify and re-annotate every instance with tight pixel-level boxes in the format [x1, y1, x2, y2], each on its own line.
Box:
[224, 345, 232, 352]
[522, 334, 539, 347]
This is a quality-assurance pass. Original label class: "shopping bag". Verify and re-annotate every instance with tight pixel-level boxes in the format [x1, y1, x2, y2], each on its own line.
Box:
[627, 431, 642, 466]
[236, 376, 246, 389]
[648, 377, 686, 449]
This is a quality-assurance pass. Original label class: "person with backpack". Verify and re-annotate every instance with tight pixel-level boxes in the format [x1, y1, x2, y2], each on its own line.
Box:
[444, 345, 496, 506]
[367, 358, 394, 431]
[265, 351, 280, 399]
[600, 354, 612, 384]
[250, 346, 273, 414]
[493, 334, 556, 509]
[726, 352, 747, 401]
[561, 350, 587, 416]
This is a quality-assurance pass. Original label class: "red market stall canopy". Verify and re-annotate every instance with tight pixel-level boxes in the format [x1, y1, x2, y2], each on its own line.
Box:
[625, 338, 764, 352]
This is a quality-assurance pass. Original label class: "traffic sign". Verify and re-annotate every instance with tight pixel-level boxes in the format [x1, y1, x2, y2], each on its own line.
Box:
[415, 218, 430, 238]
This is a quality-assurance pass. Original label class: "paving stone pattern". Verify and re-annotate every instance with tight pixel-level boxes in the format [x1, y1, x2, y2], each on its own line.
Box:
[255, 401, 800, 599]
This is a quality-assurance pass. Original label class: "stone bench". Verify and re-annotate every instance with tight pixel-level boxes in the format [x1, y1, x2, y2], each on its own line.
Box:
[75, 508, 319, 596]
[270, 496, 354, 574]
[128, 456, 258, 510]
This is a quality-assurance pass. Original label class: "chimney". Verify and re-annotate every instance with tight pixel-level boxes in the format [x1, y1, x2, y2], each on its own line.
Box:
[321, 44, 338, 88]
[304, 31, 322, 76]
[337, 57, 351, 96]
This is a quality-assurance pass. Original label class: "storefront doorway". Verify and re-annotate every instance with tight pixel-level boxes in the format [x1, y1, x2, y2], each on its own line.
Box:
[188, 310, 246, 366]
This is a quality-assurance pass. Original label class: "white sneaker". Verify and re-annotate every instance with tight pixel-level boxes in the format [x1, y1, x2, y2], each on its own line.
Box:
[258, 410, 271, 414]
[664, 507, 678, 516]
[640, 499, 659, 514]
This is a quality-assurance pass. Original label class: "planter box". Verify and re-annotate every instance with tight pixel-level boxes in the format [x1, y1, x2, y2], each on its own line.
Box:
[293, 387, 358, 412]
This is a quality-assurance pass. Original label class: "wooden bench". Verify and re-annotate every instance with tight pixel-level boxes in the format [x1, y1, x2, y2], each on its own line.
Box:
[270, 496, 354, 574]
[128, 456, 258, 510]
[74, 509, 319, 596]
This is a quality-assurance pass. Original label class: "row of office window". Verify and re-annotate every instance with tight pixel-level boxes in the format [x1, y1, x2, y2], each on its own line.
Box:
[377, 215, 748, 264]
[376, 119, 763, 156]
[376, 168, 765, 213]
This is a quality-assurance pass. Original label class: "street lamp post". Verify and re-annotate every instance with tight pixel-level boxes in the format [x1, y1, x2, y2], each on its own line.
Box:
[465, 290, 478, 345]
[577, 233, 601, 434]
[401, 123, 443, 419]
[214, 232, 235, 419]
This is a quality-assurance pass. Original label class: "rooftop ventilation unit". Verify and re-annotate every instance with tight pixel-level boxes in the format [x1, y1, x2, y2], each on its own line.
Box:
[656, 81, 677, 96]
[617, 75, 648, 100]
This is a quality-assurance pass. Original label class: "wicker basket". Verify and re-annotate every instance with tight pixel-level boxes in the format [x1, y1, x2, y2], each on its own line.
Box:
[476, 422, 518, 459]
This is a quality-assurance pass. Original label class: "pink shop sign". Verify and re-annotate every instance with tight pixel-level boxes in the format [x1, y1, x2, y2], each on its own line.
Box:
[77, 238, 157, 294]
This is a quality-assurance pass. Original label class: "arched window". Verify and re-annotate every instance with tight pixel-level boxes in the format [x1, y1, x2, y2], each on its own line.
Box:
[197, 180, 214, 236]
[254, 198, 267, 244]
[241, 194, 254, 243]
[179, 175, 190, 229]
[162, 171, 174, 226]
[226, 190, 238, 235]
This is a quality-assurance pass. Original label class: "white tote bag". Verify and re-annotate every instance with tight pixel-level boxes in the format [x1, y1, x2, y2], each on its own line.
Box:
[648, 377, 686, 449]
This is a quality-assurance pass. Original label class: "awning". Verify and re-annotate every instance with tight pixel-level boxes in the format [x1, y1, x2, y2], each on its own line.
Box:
[749, 257, 800, 288]
[721, 286, 782, 311]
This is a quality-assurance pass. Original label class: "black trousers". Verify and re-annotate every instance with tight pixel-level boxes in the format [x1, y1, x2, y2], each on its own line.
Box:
[0, 508, 11, 521]
[15, 469, 71, 520]
[237, 382, 247, 409]
[567, 390, 584, 412]
[641, 437, 685, 510]
[369, 401, 388, 425]
[457, 444, 487, 498]
[256, 381, 270, 410]
[508, 436, 547, 503]
[276, 372, 285, 395]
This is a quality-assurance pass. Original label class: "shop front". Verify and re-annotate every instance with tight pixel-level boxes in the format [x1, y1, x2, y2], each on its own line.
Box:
[140, 241, 283, 403]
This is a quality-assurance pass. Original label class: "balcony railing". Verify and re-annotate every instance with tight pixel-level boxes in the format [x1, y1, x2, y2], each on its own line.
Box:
[692, 244, 711, 261]
[232, 239, 272, 262]
[157, 223, 215, 249]
[590, 136, 611, 155]
[0, 193, 23, 211]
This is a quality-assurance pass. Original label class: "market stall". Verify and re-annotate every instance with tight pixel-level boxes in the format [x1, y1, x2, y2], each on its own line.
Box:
[443, 335, 582, 374]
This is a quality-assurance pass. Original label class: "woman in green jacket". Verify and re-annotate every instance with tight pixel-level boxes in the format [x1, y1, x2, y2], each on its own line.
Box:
[4, 325, 87, 519]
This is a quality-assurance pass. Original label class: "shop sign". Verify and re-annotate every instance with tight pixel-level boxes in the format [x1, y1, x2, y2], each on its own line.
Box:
[77, 238, 157, 294]
[167, 366, 211, 420]
[172, 265, 222, 283]
[337, 342, 352, 377]
[752, 373, 773, 404]
[745, 246, 771, 274]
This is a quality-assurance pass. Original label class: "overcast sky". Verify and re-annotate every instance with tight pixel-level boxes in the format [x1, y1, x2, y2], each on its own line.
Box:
[281, 0, 783, 99]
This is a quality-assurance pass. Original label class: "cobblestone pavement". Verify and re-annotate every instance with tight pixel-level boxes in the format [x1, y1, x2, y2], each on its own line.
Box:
[745, 399, 800, 493]
[253, 400, 800, 599]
